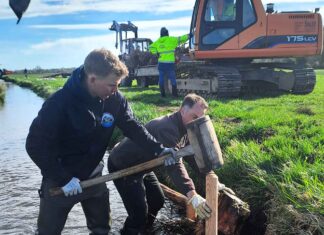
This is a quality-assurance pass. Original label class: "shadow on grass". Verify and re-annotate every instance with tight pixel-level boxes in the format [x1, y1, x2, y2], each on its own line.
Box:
[239, 90, 288, 100]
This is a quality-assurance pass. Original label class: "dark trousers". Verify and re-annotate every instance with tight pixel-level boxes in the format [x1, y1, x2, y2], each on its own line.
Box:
[158, 62, 176, 87]
[36, 178, 111, 235]
[112, 171, 165, 235]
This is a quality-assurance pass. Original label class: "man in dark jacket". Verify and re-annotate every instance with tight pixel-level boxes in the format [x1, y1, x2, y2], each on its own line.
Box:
[26, 48, 176, 235]
[108, 93, 212, 235]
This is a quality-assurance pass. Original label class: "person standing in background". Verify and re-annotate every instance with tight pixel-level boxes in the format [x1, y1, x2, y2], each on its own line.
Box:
[149, 27, 189, 97]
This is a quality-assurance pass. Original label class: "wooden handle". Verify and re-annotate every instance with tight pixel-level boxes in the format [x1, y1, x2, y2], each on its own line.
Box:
[49, 145, 193, 196]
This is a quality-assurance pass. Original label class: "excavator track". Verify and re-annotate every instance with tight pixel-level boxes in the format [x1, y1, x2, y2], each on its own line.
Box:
[292, 68, 316, 94]
[217, 70, 242, 98]
[176, 63, 242, 98]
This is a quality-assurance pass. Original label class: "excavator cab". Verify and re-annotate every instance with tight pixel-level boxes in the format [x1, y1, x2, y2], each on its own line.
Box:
[190, 0, 257, 52]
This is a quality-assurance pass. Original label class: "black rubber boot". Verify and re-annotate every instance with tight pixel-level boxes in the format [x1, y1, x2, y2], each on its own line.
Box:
[159, 85, 166, 97]
[172, 85, 178, 97]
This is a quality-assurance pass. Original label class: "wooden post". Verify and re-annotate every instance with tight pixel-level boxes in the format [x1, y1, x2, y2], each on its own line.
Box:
[205, 172, 218, 235]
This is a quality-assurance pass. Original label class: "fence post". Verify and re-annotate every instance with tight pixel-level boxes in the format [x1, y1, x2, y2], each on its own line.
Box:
[205, 172, 218, 235]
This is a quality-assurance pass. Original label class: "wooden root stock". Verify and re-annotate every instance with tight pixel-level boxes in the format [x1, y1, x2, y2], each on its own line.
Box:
[49, 145, 194, 196]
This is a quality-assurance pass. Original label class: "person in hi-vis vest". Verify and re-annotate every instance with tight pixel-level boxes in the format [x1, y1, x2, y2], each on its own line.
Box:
[149, 27, 188, 97]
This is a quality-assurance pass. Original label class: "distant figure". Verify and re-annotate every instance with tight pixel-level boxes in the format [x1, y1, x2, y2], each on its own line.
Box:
[149, 27, 189, 97]
[24, 68, 28, 79]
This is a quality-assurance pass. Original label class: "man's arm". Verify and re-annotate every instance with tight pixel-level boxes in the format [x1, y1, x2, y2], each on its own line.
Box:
[155, 129, 211, 219]
[149, 40, 158, 54]
[26, 99, 72, 186]
[178, 34, 189, 45]
[151, 127, 196, 195]
[115, 95, 163, 157]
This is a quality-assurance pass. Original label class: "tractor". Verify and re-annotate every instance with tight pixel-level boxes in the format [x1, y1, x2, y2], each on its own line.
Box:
[110, 21, 158, 87]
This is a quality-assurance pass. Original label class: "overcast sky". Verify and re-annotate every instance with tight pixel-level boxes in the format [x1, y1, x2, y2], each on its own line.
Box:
[0, 0, 323, 70]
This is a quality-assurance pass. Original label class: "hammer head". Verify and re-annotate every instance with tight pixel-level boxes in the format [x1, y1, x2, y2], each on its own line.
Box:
[186, 115, 223, 173]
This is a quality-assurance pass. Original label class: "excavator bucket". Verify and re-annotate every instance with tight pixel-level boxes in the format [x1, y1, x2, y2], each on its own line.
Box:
[9, 0, 31, 24]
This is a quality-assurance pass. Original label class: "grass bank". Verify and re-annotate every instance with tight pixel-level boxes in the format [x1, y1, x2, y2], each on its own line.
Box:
[2, 74, 66, 98]
[0, 82, 6, 104]
[6, 72, 324, 234]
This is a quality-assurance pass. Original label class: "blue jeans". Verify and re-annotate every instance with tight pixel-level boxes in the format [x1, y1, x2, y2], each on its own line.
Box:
[158, 62, 176, 87]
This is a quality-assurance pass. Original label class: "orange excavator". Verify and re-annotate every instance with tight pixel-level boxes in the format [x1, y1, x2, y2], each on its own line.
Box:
[174, 0, 323, 96]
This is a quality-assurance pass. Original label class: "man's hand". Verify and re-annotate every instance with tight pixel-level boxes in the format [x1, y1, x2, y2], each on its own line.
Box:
[159, 147, 178, 166]
[188, 194, 212, 219]
[62, 177, 82, 197]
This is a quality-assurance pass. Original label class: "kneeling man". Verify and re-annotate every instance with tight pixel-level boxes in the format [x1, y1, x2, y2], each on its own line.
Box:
[108, 93, 212, 235]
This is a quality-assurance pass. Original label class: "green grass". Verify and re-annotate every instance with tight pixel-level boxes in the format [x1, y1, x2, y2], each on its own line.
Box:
[2, 74, 67, 98]
[0, 82, 6, 104]
[5, 71, 324, 234]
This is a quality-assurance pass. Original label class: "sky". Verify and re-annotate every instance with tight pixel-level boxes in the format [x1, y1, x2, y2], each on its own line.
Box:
[0, 0, 323, 70]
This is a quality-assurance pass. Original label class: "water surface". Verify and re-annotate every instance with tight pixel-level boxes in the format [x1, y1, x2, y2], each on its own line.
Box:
[0, 82, 180, 234]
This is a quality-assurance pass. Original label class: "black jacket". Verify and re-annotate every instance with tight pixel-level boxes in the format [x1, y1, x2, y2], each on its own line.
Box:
[26, 66, 163, 186]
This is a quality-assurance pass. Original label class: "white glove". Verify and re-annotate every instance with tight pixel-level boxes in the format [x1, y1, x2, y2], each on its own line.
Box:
[159, 147, 178, 166]
[187, 194, 212, 219]
[62, 177, 82, 197]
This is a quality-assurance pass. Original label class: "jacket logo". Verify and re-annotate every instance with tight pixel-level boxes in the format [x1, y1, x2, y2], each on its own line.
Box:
[101, 113, 114, 128]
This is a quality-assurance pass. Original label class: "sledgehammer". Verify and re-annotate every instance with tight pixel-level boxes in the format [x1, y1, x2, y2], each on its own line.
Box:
[49, 115, 223, 196]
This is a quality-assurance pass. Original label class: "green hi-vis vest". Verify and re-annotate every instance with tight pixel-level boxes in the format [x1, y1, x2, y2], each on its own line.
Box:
[149, 34, 188, 63]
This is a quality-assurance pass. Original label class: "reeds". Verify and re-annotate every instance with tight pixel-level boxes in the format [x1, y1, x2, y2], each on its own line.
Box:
[0, 82, 6, 104]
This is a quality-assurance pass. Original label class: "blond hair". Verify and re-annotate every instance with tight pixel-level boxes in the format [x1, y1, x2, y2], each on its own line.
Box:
[84, 48, 129, 80]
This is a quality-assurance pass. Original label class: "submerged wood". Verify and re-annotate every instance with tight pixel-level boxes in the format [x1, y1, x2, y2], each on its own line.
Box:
[160, 183, 250, 235]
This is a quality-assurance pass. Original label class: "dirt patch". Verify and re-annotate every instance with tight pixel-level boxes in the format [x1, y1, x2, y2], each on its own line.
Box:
[224, 117, 242, 124]
[295, 106, 315, 116]
[236, 126, 276, 143]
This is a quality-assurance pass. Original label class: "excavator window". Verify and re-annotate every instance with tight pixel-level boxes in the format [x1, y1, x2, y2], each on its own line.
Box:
[242, 0, 256, 27]
[199, 0, 256, 49]
[205, 0, 236, 22]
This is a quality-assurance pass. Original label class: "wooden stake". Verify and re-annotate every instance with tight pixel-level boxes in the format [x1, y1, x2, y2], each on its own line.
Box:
[205, 172, 218, 235]
[160, 183, 196, 220]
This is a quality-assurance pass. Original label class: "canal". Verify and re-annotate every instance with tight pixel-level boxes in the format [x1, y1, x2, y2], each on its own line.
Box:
[0, 81, 180, 234]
